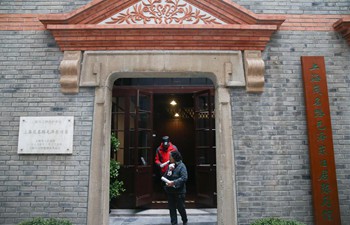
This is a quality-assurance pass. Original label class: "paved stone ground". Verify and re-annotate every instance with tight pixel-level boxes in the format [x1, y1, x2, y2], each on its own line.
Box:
[109, 209, 217, 225]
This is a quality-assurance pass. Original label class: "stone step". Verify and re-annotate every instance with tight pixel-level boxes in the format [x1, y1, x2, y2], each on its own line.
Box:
[109, 209, 217, 225]
[110, 208, 217, 216]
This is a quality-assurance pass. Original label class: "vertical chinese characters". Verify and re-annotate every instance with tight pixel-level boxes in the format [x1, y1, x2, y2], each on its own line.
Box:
[310, 63, 333, 222]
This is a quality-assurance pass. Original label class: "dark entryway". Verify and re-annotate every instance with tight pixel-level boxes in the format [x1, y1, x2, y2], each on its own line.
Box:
[110, 78, 217, 209]
[152, 93, 196, 208]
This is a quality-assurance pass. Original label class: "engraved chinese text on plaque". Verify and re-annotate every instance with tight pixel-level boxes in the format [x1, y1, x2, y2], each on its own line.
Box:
[18, 116, 74, 154]
[301, 56, 341, 225]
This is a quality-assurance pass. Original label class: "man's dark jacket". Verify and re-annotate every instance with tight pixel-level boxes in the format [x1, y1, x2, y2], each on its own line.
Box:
[163, 161, 188, 194]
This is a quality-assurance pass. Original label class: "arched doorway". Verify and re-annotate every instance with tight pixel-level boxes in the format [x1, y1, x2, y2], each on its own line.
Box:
[110, 78, 217, 210]
[83, 51, 240, 225]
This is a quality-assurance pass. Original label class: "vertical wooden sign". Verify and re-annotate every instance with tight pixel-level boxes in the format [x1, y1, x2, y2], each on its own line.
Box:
[301, 56, 341, 225]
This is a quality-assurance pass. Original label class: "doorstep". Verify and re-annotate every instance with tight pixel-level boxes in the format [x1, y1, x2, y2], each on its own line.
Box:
[110, 208, 217, 216]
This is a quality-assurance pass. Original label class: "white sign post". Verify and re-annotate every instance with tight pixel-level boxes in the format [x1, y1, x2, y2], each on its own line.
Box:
[18, 116, 74, 154]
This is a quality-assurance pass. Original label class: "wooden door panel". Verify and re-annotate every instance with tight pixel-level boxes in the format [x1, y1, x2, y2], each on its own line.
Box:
[194, 89, 217, 208]
[196, 166, 216, 206]
[135, 166, 153, 206]
[112, 88, 153, 208]
[134, 90, 153, 207]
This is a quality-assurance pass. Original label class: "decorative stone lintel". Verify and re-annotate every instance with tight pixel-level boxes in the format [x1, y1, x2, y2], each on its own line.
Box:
[59, 51, 82, 94]
[225, 61, 246, 87]
[243, 50, 265, 93]
[80, 60, 101, 87]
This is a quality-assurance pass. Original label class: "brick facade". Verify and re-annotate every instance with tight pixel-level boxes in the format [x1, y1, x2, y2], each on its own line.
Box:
[233, 30, 350, 224]
[0, 1, 349, 225]
[0, 29, 94, 224]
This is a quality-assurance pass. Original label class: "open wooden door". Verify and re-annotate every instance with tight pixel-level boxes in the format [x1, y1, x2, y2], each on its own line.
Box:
[111, 88, 153, 208]
[134, 90, 153, 206]
[194, 89, 217, 207]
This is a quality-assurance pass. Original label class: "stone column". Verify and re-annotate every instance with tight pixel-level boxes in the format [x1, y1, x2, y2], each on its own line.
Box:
[87, 85, 112, 225]
[216, 86, 237, 225]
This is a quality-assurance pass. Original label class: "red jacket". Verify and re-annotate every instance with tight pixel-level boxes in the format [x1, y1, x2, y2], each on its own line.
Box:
[155, 142, 178, 174]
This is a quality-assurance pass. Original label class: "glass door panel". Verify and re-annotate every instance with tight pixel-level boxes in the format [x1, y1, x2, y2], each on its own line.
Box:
[111, 96, 126, 164]
[135, 91, 153, 206]
[137, 130, 152, 166]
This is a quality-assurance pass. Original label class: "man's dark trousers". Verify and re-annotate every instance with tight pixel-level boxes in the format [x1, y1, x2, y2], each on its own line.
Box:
[167, 193, 188, 225]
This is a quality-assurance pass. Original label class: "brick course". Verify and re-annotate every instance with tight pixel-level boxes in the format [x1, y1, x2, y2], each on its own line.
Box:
[0, 0, 349, 15]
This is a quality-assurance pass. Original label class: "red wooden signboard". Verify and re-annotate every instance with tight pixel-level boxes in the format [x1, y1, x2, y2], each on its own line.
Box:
[301, 56, 341, 225]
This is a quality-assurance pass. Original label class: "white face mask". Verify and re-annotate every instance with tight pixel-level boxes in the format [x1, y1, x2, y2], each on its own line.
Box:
[163, 141, 169, 148]
[167, 163, 175, 176]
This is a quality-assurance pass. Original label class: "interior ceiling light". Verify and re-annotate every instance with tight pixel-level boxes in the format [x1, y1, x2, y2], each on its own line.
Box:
[170, 100, 177, 106]
[174, 113, 180, 117]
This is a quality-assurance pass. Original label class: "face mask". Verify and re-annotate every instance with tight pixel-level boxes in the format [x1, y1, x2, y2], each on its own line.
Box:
[163, 142, 169, 148]
[167, 163, 175, 176]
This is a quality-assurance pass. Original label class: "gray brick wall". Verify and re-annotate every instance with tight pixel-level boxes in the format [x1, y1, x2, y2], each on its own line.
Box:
[232, 31, 350, 225]
[0, 0, 349, 14]
[234, 0, 350, 14]
[0, 1, 91, 14]
[0, 30, 95, 225]
[0, 0, 349, 225]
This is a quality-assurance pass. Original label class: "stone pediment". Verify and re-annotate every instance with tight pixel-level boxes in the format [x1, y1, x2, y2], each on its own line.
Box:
[99, 0, 226, 25]
[39, 0, 285, 51]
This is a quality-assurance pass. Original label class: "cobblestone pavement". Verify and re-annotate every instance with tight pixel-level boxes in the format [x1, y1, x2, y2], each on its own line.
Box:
[109, 209, 217, 225]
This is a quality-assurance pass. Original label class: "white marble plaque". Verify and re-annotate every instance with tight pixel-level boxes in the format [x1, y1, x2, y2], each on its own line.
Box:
[18, 116, 74, 154]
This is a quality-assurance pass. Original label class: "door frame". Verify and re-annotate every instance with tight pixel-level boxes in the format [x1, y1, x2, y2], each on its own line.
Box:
[83, 51, 243, 225]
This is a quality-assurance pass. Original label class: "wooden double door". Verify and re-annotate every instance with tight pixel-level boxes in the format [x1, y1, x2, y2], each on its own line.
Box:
[111, 87, 216, 208]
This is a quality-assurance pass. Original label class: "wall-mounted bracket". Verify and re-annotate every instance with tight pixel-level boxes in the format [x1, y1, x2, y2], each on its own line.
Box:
[59, 51, 82, 94]
[243, 50, 265, 93]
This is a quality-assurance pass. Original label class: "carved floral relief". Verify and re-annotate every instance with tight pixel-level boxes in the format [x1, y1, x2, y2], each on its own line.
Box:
[99, 0, 225, 25]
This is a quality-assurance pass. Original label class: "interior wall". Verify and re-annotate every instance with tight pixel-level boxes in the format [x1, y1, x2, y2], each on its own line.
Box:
[153, 94, 196, 189]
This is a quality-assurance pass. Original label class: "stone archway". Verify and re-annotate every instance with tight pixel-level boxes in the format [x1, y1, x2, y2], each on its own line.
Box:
[82, 50, 243, 225]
